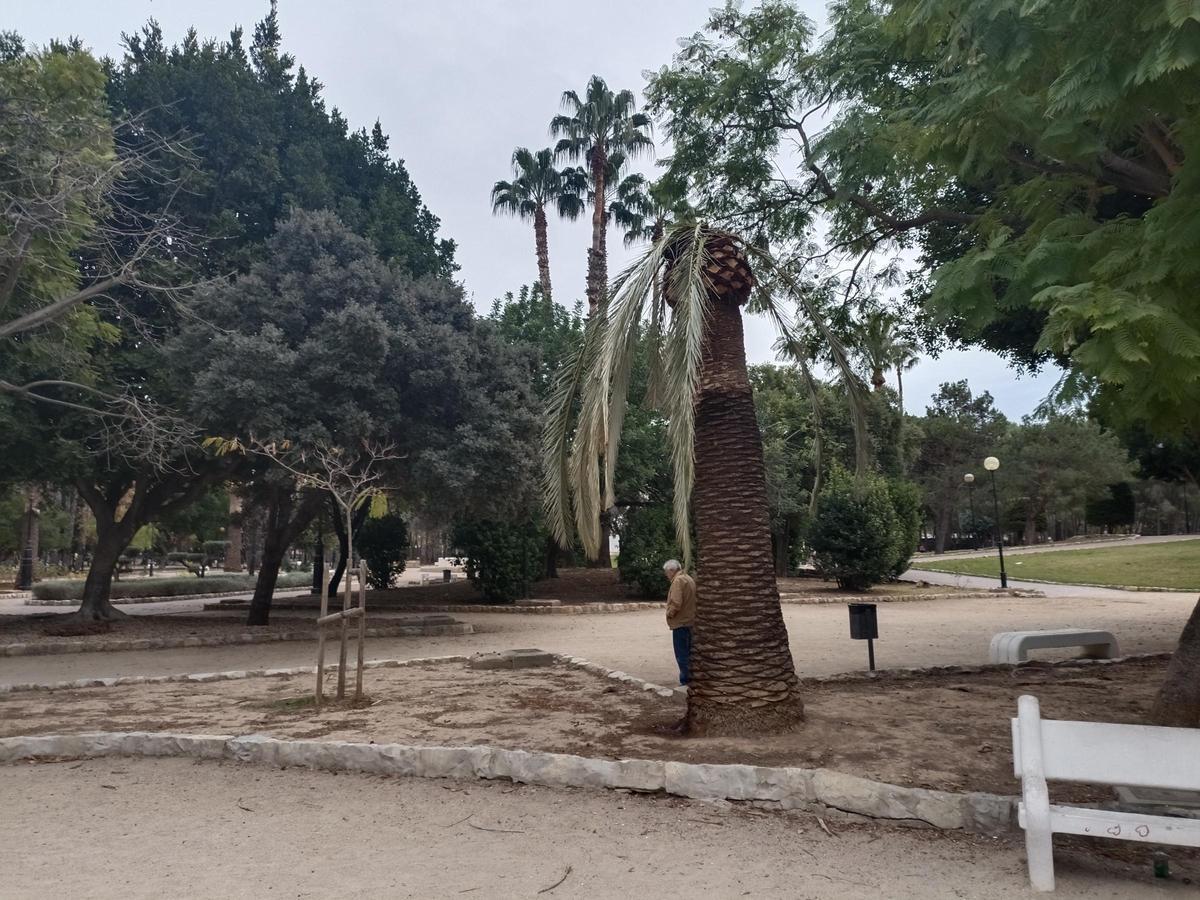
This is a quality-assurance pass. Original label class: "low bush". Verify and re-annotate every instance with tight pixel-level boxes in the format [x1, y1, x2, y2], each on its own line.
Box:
[617, 505, 678, 598]
[451, 519, 544, 603]
[809, 470, 901, 591]
[32, 571, 311, 602]
[887, 480, 923, 577]
[356, 513, 409, 589]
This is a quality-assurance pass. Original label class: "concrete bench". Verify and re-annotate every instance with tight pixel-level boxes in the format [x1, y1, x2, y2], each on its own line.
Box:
[989, 629, 1118, 664]
[1012, 695, 1200, 891]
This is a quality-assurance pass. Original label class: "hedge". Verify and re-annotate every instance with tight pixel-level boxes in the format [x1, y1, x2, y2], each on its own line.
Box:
[32, 571, 312, 603]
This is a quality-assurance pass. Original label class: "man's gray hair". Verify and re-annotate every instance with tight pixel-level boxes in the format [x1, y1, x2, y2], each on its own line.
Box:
[662, 559, 682, 573]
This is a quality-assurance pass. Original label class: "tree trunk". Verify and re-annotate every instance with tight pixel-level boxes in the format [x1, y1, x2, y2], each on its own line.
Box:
[896, 367, 906, 475]
[224, 491, 243, 572]
[687, 297, 805, 736]
[934, 501, 953, 553]
[1024, 511, 1038, 546]
[1151, 597, 1200, 727]
[588, 508, 613, 568]
[247, 490, 321, 626]
[544, 534, 559, 579]
[327, 499, 369, 597]
[533, 203, 552, 302]
[75, 520, 133, 621]
[585, 147, 607, 316]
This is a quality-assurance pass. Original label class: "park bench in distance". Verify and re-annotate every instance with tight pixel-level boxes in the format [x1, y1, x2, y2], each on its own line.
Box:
[989, 629, 1119, 664]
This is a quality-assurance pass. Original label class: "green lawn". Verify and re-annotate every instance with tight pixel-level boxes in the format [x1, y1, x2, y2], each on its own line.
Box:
[911, 539, 1200, 590]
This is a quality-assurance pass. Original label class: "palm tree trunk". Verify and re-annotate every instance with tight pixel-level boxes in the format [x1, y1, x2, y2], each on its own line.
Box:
[224, 491, 243, 572]
[533, 203, 552, 302]
[687, 297, 805, 736]
[1151, 597, 1200, 727]
[896, 366, 906, 475]
[585, 148, 607, 316]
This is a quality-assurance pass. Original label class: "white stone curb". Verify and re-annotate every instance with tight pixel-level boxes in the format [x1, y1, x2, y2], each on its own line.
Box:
[25, 584, 315, 607]
[552, 653, 680, 698]
[0, 729, 1016, 834]
[908, 568, 1195, 593]
[0, 622, 472, 658]
[0, 654, 470, 694]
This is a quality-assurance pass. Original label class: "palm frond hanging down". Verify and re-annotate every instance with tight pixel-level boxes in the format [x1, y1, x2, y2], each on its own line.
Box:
[542, 223, 871, 567]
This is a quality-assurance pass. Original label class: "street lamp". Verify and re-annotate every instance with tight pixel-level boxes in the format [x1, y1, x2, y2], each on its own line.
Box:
[963, 473, 977, 550]
[16, 497, 38, 590]
[984, 456, 1007, 588]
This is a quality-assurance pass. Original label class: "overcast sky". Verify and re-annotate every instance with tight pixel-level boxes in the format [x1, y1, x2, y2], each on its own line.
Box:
[12, 0, 1061, 418]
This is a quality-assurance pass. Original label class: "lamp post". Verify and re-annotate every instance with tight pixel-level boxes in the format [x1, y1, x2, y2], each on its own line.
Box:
[16, 496, 38, 590]
[312, 522, 325, 596]
[963, 473, 977, 550]
[984, 456, 1007, 588]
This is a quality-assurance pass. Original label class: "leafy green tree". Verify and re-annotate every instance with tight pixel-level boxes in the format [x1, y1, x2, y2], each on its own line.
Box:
[491, 148, 585, 302]
[106, 5, 454, 279]
[911, 382, 1009, 552]
[809, 468, 901, 590]
[999, 416, 1133, 544]
[617, 504, 679, 598]
[550, 76, 653, 315]
[181, 210, 540, 624]
[648, 0, 1200, 439]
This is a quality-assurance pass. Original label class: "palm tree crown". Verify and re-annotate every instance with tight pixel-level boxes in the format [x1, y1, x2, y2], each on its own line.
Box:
[491, 147, 585, 302]
[490, 147, 584, 222]
[550, 76, 654, 314]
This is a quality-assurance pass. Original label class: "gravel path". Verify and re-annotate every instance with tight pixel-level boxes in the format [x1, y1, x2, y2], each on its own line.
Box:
[1, 592, 1192, 688]
[2, 757, 1191, 899]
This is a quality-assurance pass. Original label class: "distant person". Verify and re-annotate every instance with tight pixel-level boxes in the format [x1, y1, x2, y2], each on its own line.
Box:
[663, 559, 696, 685]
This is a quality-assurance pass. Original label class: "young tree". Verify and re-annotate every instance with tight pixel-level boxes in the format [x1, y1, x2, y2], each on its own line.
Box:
[551, 76, 654, 315]
[546, 224, 865, 735]
[490, 148, 585, 302]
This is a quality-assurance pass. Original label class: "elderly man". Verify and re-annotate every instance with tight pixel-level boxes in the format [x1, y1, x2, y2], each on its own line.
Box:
[663, 559, 696, 685]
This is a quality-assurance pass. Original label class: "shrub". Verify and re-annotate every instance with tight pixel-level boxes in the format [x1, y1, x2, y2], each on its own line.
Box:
[617, 505, 679, 598]
[356, 513, 409, 589]
[887, 480, 923, 577]
[451, 519, 544, 603]
[31, 571, 311, 602]
[810, 470, 901, 591]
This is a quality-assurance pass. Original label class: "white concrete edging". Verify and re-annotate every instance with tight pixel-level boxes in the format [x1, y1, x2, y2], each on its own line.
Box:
[0, 654, 470, 694]
[0, 623, 472, 658]
[0, 729, 1016, 834]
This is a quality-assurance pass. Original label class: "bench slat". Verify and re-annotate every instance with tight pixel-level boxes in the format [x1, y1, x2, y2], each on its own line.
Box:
[1012, 717, 1200, 791]
[1019, 803, 1200, 848]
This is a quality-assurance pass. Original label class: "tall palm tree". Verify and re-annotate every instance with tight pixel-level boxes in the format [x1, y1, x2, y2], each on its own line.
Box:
[856, 311, 919, 469]
[491, 147, 585, 303]
[545, 224, 867, 735]
[551, 76, 653, 316]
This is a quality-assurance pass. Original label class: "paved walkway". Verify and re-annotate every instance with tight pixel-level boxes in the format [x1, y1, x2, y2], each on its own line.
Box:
[911, 533, 1197, 561]
[904, 567, 1199, 600]
[2, 592, 1192, 688]
[2, 756, 1191, 899]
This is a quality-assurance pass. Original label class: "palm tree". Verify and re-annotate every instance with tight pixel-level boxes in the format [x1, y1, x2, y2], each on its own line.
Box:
[545, 224, 866, 735]
[491, 148, 585, 303]
[856, 311, 919, 469]
[551, 76, 653, 316]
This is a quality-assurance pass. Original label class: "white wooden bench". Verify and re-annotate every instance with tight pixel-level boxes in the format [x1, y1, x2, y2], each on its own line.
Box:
[990, 629, 1119, 664]
[1011, 694, 1200, 891]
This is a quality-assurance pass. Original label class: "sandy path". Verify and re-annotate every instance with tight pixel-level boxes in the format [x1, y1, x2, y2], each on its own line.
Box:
[2, 757, 1191, 899]
[1, 593, 1192, 688]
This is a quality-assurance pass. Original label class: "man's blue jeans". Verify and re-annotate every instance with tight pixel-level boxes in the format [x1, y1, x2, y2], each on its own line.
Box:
[672, 626, 693, 685]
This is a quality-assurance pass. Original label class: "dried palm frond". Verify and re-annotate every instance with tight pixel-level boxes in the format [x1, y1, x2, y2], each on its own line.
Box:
[542, 223, 871, 568]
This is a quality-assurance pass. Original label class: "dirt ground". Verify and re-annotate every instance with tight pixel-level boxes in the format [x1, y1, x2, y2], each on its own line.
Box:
[2, 756, 1195, 899]
[0, 657, 1176, 798]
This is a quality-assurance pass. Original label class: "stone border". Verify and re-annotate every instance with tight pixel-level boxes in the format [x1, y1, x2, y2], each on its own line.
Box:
[0, 621, 472, 658]
[219, 589, 1007, 617]
[0, 729, 1015, 834]
[0, 653, 470, 694]
[25, 585, 315, 607]
[909, 567, 1195, 593]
